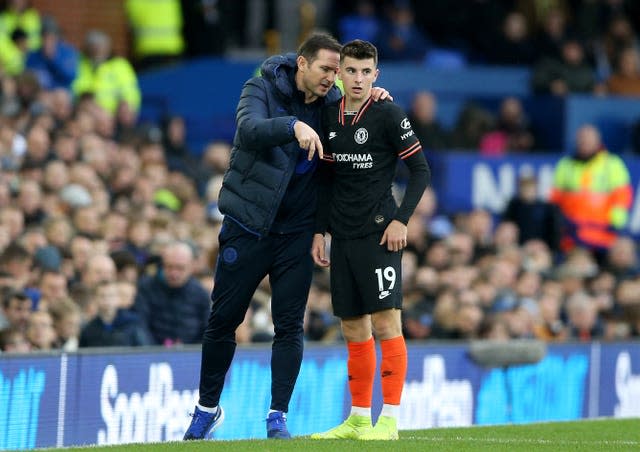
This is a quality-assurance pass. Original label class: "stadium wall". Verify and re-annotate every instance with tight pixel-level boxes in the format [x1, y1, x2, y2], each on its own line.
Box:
[0, 341, 639, 449]
[137, 59, 640, 155]
[32, 0, 129, 59]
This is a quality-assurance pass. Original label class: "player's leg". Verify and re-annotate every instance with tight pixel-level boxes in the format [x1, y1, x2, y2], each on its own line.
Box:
[374, 310, 406, 409]
[333, 236, 377, 415]
[364, 308, 405, 439]
[311, 316, 376, 439]
[342, 316, 376, 416]
[350, 234, 403, 440]
[185, 219, 271, 440]
[266, 230, 315, 438]
[312, 236, 374, 439]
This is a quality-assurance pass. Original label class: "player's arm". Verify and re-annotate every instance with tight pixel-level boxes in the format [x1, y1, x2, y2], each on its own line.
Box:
[312, 232, 329, 267]
[312, 113, 334, 267]
[312, 160, 332, 266]
[311, 115, 334, 267]
[380, 150, 430, 251]
[395, 151, 430, 224]
[380, 104, 431, 251]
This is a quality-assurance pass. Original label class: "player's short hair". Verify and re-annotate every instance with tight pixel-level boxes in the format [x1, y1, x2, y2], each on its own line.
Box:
[340, 39, 378, 66]
[297, 33, 342, 64]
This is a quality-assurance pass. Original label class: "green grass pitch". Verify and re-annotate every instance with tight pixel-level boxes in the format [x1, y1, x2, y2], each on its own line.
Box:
[38, 418, 640, 451]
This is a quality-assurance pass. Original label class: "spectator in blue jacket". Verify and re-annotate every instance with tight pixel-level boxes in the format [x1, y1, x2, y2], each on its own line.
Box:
[132, 240, 210, 346]
[25, 16, 78, 91]
[183, 33, 389, 441]
[80, 280, 151, 347]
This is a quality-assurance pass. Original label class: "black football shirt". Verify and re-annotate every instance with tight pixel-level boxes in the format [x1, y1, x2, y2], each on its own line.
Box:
[318, 97, 427, 239]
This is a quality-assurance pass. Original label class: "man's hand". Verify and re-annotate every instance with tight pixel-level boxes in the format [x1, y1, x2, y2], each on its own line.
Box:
[311, 233, 330, 267]
[371, 87, 393, 102]
[294, 120, 324, 160]
[379, 220, 407, 252]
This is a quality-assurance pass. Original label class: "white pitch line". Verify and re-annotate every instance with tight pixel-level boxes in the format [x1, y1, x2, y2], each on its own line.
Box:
[400, 436, 640, 446]
[56, 354, 68, 447]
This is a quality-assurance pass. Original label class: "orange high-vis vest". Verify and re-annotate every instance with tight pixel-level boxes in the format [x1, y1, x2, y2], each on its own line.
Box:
[549, 150, 632, 249]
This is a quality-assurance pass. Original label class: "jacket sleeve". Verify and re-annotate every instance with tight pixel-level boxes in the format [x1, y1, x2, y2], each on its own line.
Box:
[51, 44, 78, 88]
[549, 158, 568, 205]
[115, 58, 141, 112]
[236, 77, 298, 150]
[607, 155, 633, 228]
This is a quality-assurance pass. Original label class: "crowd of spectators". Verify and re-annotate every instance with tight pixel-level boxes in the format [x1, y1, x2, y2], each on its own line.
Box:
[1, 1, 640, 355]
[330, 1, 640, 153]
[0, 2, 234, 353]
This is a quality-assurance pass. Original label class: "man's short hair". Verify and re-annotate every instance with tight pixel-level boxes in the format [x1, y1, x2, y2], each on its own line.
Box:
[297, 33, 342, 64]
[340, 39, 378, 65]
[2, 288, 29, 309]
[1, 243, 31, 264]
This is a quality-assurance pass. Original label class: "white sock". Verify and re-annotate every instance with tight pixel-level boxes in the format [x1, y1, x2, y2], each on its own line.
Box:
[268, 409, 286, 418]
[380, 403, 399, 419]
[197, 403, 218, 414]
[350, 406, 371, 418]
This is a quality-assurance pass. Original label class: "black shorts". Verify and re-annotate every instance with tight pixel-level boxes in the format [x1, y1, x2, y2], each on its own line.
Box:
[329, 233, 403, 318]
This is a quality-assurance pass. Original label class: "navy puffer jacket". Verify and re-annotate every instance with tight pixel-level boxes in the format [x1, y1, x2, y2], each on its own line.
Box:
[217, 53, 342, 236]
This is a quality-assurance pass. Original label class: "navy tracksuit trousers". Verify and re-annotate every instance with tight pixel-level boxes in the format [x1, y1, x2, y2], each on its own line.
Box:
[198, 217, 314, 412]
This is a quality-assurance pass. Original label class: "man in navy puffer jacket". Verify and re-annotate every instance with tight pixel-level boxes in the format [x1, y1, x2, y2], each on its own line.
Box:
[184, 33, 389, 440]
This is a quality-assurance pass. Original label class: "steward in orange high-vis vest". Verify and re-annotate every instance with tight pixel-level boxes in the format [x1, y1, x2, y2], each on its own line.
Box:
[550, 124, 633, 254]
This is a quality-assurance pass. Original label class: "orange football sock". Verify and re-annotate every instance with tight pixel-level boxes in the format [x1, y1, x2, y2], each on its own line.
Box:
[347, 336, 376, 408]
[380, 335, 407, 405]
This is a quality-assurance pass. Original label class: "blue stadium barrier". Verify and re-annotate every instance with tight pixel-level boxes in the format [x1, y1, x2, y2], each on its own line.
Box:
[1, 341, 638, 448]
[376, 64, 531, 97]
[427, 151, 640, 237]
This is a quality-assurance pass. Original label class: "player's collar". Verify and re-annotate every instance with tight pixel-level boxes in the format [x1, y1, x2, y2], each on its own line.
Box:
[339, 96, 373, 126]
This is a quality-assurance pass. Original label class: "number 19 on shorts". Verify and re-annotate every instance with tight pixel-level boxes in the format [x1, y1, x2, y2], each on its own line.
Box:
[375, 266, 396, 300]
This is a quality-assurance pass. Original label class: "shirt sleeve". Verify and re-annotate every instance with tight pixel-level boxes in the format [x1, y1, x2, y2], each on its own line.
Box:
[385, 103, 431, 224]
[385, 102, 423, 160]
[395, 150, 430, 224]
